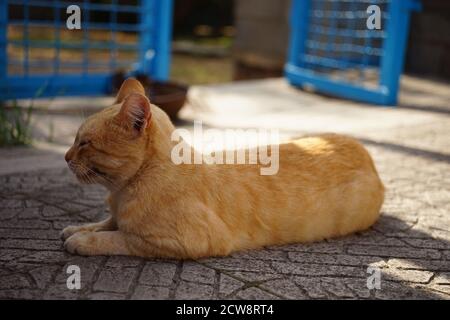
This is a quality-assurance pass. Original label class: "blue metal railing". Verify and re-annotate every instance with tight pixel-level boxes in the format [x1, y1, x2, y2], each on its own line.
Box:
[285, 0, 421, 105]
[0, 0, 173, 100]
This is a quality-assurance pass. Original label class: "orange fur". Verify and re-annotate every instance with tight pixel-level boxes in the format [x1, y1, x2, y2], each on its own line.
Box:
[62, 78, 385, 259]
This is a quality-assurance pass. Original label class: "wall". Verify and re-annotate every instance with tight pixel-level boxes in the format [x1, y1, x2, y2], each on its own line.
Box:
[405, 0, 450, 80]
[232, 0, 290, 80]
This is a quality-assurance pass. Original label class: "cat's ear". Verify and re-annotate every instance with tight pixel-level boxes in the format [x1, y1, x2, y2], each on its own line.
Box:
[115, 78, 145, 103]
[115, 93, 151, 136]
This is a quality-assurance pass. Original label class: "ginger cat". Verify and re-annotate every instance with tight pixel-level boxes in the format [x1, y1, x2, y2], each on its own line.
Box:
[62, 78, 384, 259]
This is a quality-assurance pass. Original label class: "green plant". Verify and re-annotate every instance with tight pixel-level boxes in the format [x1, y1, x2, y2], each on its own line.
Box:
[0, 83, 50, 147]
[47, 119, 55, 143]
[0, 100, 33, 146]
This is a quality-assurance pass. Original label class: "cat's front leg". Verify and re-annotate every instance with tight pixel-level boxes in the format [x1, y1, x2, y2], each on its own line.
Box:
[64, 230, 131, 256]
[61, 216, 116, 240]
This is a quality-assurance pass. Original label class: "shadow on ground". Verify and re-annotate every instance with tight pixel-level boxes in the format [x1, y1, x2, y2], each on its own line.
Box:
[0, 134, 449, 299]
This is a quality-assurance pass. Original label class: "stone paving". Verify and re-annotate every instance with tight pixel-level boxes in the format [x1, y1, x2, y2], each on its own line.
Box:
[1, 78, 450, 300]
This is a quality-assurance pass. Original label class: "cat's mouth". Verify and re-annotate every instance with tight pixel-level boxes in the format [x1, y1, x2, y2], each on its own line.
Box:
[70, 163, 106, 184]
[91, 166, 106, 177]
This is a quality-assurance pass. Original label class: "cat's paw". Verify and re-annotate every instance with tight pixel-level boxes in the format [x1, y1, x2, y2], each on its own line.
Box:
[60, 225, 86, 241]
[64, 232, 96, 256]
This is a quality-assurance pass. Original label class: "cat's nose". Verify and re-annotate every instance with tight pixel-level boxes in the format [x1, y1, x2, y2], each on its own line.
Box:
[65, 148, 74, 163]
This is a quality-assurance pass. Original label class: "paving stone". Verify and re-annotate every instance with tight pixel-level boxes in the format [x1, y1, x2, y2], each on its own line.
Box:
[174, 280, 214, 299]
[345, 278, 372, 299]
[320, 278, 357, 299]
[429, 230, 450, 242]
[218, 274, 245, 297]
[181, 262, 216, 285]
[0, 249, 32, 262]
[88, 292, 127, 300]
[0, 209, 20, 220]
[0, 274, 32, 289]
[131, 286, 171, 300]
[0, 199, 24, 209]
[0, 104, 449, 299]
[374, 281, 439, 300]
[0, 239, 62, 251]
[386, 258, 450, 272]
[42, 205, 67, 218]
[0, 219, 52, 229]
[92, 267, 138, 293]
[0, 289, 40, 299]
[34, 194, 68, 206]
[231, 249, 288, 261]
[0, 228, 60, 240]
[105, 256, 143, 268]
[293, 277, 334, 299]
[260, 278, 308, 299]
[235, 287, 280, 300]
[423, 284, 450, 298]
[402, 238, 450, 250]
[364, 236, 414, 247]
[72, 198, 105, 207]
[271, 261, 365, 278]
[58, 202, 90, 214]
[29, 265, 60, 289]
[138, 261, 177, 287]
[25, 200, 43, 208]
[273, 242, 345, 254]
[54, 257, 105, 288]
[226, 271, 281, 283]
[43, 282, 83, 300]
[347, 245, 441, 260]
[16, 207, 41, 219]
[18, 251, 69, 264]
[381, 268, 434, 283]
[288, 252, 387, 267]
[202, 257, 274, 273]
[432, 273, 450, 285]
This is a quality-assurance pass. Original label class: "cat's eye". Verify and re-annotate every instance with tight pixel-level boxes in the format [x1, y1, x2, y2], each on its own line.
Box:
[79, 140, 90, 148]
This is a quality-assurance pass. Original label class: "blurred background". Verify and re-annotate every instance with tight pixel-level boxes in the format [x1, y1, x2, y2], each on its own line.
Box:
[4, 0, 449, 86]
[178, 0, 450, 82]
[0, 0, 449, 148]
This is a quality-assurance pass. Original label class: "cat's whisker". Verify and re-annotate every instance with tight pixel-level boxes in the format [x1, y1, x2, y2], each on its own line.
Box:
[75, 164, 92, 184]
[70, 161, 96, 185]
[77, 162, 121, 190]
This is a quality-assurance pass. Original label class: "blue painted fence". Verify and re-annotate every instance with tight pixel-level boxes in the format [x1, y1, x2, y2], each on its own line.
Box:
[0, 0, 173, 100]
[285, 0, 421, 105]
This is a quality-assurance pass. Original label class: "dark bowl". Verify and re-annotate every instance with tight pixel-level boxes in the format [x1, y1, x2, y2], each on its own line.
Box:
[111, 72, 188, 120]
[145, 81, 188, 120]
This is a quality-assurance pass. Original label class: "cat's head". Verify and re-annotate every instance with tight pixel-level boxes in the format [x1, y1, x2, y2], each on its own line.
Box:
[65, 78, 160, 189]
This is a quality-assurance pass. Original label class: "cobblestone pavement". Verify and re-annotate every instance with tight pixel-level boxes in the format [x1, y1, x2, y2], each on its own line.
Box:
[1, 116, 450, 299]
